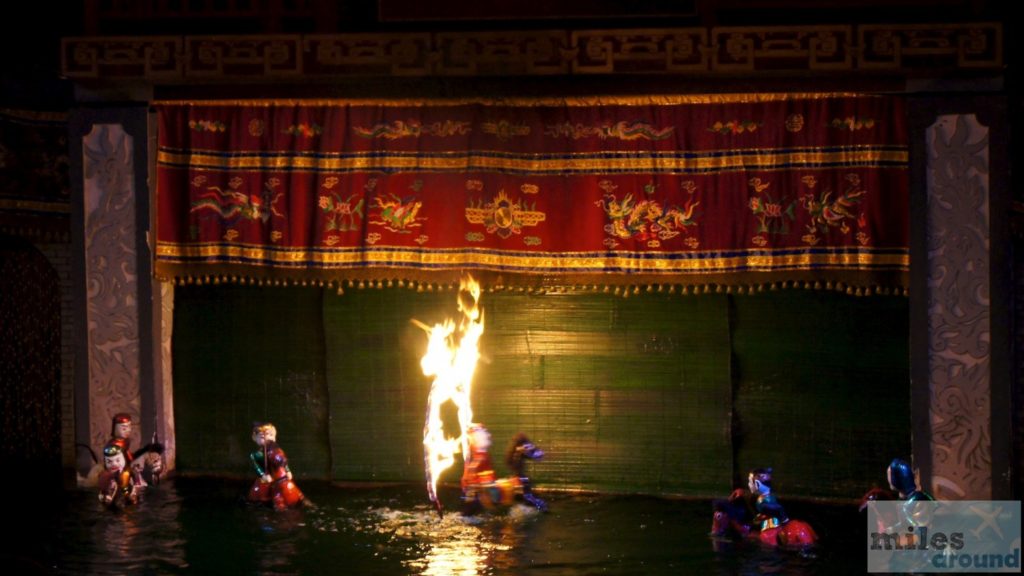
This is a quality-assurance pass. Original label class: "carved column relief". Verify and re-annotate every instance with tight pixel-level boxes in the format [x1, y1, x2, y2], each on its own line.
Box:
[82, 124, 141, 452]
[925, 115, 991, 499]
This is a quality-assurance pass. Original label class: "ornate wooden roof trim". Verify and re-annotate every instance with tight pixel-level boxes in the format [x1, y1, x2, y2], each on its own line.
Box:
[61, 23, 1002, 80]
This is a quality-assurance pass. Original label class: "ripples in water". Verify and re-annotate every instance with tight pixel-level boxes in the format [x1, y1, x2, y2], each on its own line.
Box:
[5, 477, 865, 575]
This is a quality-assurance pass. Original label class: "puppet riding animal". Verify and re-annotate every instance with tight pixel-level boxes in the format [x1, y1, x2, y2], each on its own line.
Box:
[710, 468, 817, 549]
[461, 425, 547, 515]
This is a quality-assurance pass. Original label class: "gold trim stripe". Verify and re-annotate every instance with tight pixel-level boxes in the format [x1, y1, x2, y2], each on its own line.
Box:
[0, 108, 69, 123]
[159, 239, 908, 257]
[153, 93, 875, 108]
[0, 198, 72, 213]
[156, 243, 909, 272]
[158, 148, 907, 174]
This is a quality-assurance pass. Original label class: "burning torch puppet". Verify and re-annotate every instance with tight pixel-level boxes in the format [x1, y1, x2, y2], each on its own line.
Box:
[108, 413, 164, 487]
[248, 422, 305, 510]
[98, 443, 138, 506]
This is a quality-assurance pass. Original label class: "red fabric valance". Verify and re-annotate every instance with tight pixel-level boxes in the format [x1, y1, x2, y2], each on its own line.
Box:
[155, 94, 908, 293]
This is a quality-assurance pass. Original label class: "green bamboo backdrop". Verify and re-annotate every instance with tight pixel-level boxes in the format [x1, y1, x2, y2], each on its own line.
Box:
[173, 285, 908, 498]
[173, 286, 331, 478]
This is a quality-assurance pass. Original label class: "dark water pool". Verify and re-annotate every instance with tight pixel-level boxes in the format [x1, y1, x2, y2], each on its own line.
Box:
[5, 478, 869, 575]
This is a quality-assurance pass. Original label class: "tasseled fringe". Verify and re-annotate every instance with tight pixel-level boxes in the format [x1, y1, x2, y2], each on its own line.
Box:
[164, 274, 908, 298]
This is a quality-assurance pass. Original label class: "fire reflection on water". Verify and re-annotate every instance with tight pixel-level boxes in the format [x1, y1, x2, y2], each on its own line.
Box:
[355, 504, 537, 576]
[39, 480, 856, 575]
[408, 523, 492, 576]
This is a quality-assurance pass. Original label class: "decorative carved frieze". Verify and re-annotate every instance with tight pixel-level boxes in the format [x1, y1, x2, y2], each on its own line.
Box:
[305, 34, 434, 76]
[435, 31, 571, 76]
[61, 23, 1001, 80]
[185, 36, 303, 76]
[710, 26, 853, 72]
[572, 29, 707, 73]
[860, 24, 1002, 70]
[62, 37, 182, 79]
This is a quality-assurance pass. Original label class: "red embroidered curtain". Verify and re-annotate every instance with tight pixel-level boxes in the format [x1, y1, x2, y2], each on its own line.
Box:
[156, 94, 908, 293]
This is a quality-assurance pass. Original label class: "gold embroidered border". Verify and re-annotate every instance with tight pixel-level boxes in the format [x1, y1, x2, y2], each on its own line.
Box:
[156, 242, 909, 272]
[153, 93, 873, 108]
[158, 148, 907, 174]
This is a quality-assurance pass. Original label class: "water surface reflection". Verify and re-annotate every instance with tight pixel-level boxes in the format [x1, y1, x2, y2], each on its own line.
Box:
[10, 478, 865, 575]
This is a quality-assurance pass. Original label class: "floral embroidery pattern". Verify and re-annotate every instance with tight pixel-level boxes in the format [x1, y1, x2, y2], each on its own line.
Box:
[708, 120, 760, 135]
[523, 236, 542, 246]
[801, 173, 866, 236]
[465, 232, 485, 242]
[747, 177, 796, 237]
[189, 120, 226, 132]
[828, 117, 875, 131]
[544, 121, 674, 141]
[285, 123, 323, 137]
[482, 120, 531, 140]
[520, 183, 539, 195]
[465, 190, 546, 239]
[353, 120, 471, 139]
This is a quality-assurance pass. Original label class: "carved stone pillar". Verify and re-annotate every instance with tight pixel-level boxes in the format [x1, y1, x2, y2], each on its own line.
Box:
[923, 114, 992, 499]
[72, 108, 173, 471]
[81, 123, 142, 452]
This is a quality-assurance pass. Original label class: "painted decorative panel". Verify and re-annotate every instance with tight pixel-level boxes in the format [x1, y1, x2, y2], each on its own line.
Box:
[925, 114, 991, 499]
[83, 124, 141, 452]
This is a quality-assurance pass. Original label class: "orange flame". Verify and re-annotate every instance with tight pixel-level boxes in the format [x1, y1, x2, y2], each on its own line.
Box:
[419, 276, 484, 513]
